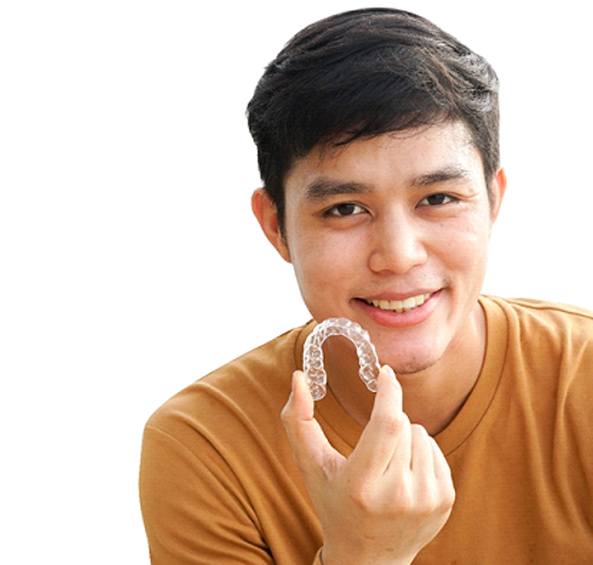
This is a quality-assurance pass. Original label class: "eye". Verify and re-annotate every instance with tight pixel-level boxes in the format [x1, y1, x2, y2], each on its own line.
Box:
[418, 193, 458, 207]
[323, 202, 367, 217]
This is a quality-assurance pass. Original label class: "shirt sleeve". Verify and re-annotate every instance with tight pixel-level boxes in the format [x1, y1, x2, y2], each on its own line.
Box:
[140, 424, 276, 564]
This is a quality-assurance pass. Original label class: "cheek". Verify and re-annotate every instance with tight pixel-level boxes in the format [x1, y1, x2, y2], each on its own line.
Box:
[291, 228, 364, 292]
[438, 213, 491, 280]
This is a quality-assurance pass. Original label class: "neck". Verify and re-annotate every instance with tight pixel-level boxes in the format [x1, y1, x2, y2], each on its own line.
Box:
[324, 301, 487, 436]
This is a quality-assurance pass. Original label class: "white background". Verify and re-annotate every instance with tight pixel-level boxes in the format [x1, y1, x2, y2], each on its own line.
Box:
[1, 1, 591, 563]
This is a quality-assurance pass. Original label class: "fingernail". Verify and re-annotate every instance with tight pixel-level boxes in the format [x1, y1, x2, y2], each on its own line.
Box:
[381, 364, 395, 378]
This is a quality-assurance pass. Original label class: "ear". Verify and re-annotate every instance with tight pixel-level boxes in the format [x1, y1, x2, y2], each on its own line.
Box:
[251, 188, 291, 263]
[489, 167, 507, 223]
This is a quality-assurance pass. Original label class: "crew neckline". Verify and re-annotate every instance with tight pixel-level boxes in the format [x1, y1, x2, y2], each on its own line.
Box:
[294, 295, 509, 456]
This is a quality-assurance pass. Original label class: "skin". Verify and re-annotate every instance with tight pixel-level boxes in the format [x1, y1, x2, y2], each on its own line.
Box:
[284, 367, 456, 565]
[253, 121, 506, 433]
[252, 120, 506, 563]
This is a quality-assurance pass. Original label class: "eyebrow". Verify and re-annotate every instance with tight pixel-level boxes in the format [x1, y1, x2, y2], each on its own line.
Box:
[304, 179, 370, 201]
[410, 166, 472, 187]
[303, 165, 472, 201]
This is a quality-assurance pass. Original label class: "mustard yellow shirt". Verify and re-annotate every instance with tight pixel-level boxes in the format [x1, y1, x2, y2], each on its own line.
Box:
[140, 296, 593, 564]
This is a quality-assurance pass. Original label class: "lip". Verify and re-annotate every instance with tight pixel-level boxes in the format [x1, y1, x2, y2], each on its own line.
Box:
[353, 289, 442, 328]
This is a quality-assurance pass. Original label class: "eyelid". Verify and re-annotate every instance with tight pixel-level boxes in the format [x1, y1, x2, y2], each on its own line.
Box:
[323, 202, 368, 217]
[418, 193, 459, 206]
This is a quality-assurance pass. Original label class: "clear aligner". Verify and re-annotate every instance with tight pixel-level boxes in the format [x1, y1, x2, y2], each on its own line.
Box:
[303, 317, 382, 401]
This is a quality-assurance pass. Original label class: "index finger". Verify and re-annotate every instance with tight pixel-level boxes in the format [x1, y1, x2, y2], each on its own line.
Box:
[348, 365, 407, 477]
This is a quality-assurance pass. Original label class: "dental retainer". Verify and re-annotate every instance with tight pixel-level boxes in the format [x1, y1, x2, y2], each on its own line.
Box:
[303, 317, 382, 401]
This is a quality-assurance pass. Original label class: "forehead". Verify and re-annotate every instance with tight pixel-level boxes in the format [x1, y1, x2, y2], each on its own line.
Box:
[284, 121, 482, 197]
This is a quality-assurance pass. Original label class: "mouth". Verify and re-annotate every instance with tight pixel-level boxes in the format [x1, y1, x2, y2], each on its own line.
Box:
[360, 292, 432, 313]
[353, 289, 442, 328]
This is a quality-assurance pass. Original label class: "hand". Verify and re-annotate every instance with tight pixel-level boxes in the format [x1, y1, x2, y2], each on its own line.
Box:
[281, 365, 455, 565]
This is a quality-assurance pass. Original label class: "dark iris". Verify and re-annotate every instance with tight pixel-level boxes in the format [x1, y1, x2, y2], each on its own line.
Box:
[426, 193, 448, 205]
[335, 203, 357, 215]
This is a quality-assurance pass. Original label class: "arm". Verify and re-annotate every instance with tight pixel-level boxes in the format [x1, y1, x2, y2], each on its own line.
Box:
[282, 366, 455, 565]
[140, 425, 278, 564]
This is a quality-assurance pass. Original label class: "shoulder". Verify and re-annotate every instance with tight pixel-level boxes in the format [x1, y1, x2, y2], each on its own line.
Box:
[144, 321, 315, 457]
[140, 322, 322, 562]
[482, 294, 593, 346]
[481, 295, 593, 391]
[480, 295, 593, 378]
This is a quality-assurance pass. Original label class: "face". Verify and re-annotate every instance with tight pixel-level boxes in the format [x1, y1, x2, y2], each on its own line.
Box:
[253, 121, 505, 375]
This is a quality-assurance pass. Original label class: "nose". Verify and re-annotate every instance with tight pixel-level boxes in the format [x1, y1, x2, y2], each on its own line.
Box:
[367, 211, 428, 275]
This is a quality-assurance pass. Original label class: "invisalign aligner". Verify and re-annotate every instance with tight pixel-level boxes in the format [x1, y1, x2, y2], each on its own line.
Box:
[303, 317, 382, 401]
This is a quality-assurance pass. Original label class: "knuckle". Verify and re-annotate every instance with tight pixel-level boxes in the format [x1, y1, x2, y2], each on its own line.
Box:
[412, 490, 439, 516]
[411, 422, 426, 433]
[375, 413, 405, 435]
[421, 487, 456, 515]
[280, 403, 293, 424]
[349, 493, 371, 513]
[441, 485, 457, 509]
[410, 423, 429, 440]
[386, 477, 415, 514]
[280, 408, 299, 439]
[385, 477, 455, 518]
[348, 483, 375, 512]
[394, 491, 415, 514]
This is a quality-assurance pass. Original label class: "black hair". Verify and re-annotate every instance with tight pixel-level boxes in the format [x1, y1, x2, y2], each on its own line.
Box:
[247, 8, 499, 236]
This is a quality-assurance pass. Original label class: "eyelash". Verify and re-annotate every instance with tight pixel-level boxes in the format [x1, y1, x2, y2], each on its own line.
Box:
[418, 193, 459, 207]
[322, 193, 459, 218]
[322, 202, 367, 218]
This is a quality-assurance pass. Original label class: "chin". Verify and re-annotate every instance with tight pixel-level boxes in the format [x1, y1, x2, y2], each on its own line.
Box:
[381, 348, 443, 376]
[391, 361, 436, 376]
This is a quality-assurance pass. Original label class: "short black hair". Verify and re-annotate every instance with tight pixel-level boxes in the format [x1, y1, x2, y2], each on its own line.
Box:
[247, 8, 499, 236]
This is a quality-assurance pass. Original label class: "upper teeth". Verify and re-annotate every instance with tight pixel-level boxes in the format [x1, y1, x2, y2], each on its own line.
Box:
[367, 293, 431, 312]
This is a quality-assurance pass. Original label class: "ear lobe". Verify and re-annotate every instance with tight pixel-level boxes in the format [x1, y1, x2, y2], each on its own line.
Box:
[251, 188, 291, 263]
[489, 167, 507, 222]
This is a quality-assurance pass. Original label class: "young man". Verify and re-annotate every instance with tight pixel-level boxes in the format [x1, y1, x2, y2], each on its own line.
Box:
[140, 8, 593, 564]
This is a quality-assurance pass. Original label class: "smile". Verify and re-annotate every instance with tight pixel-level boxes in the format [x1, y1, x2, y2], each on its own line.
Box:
[355, 290, 442, 329]
[362, 293, 431, 313]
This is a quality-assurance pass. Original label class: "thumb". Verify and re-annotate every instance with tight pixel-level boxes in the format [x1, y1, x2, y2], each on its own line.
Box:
[281, 370, 344, 473]
[288, 369, 315, 419]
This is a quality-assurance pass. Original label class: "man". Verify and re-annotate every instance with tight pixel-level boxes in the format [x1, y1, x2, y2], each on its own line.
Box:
[140, 8, 593, 564]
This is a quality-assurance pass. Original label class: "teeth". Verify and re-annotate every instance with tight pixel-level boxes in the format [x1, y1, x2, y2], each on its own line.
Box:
[402, 297, 416, 309]
[367, 293, 431, 312]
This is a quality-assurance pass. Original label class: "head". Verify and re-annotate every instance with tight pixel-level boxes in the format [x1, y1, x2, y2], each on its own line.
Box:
[248, 8, 506, 376]
[247, 7, 500, 239]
